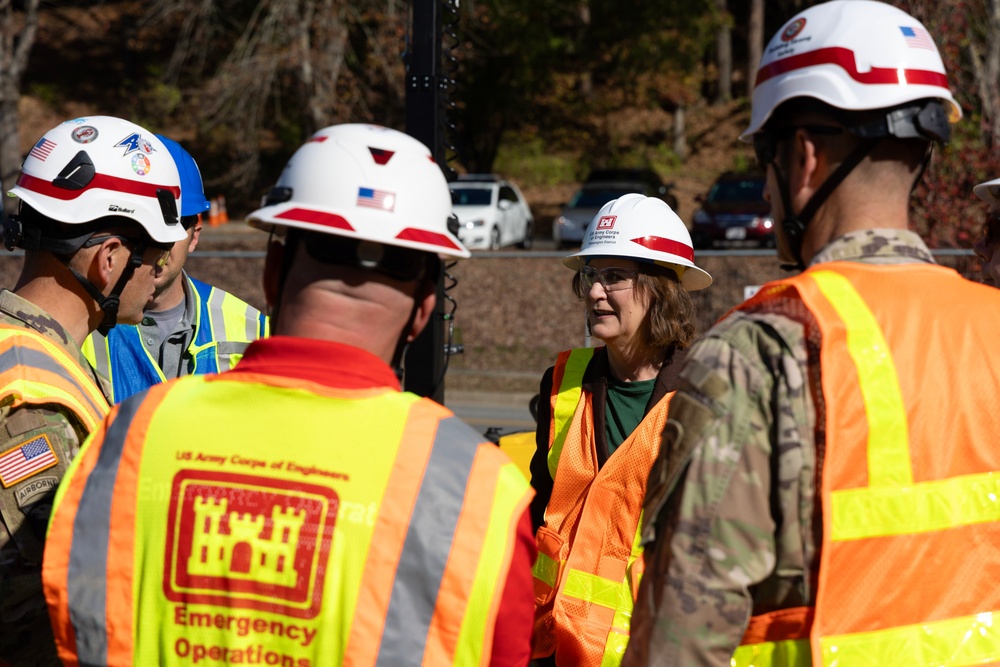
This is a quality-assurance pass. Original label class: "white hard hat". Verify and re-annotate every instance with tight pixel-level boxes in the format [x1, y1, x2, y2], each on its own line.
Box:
[7, 116, 187, 243]
[741, 0, 961, 141]
[247, 123, 470, 259]
[563, 193, 712, 291]
[974, 178, 1000, 209]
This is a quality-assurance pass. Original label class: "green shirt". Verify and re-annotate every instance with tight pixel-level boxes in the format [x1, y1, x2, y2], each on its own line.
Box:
[604, 375, 656, 456]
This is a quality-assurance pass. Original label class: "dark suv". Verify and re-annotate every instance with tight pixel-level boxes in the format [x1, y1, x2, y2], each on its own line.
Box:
[691, 172, 773, 249]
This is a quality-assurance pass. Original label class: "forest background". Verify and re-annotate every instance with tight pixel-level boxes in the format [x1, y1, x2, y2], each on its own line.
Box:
[1, 0, 999, 246]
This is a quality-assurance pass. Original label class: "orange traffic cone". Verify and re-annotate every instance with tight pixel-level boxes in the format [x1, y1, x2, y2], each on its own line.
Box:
[208, 198, 220, 226]
[218, 195, 229, 224]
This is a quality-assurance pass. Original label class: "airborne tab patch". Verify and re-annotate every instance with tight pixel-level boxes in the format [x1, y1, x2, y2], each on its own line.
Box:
[0, 434, 58, 488]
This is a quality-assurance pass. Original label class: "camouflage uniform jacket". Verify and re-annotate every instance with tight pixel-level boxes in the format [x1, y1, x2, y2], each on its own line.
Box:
[622, 230, 937, 667]
[0, 289, 111, 666]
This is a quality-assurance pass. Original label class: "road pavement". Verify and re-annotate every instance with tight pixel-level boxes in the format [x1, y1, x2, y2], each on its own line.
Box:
[444, 390, 537, 437]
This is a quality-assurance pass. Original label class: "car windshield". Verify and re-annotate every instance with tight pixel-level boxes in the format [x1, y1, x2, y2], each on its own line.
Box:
[568, 188, 636, 209]
[451, 187, 493, 207]
[707, 178, 765, 203]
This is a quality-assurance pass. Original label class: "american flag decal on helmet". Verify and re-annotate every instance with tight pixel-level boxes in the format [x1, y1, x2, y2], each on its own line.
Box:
[29, 138, 56, 162]
[899, 25, 934, 51]
[357, 187, 396, 212]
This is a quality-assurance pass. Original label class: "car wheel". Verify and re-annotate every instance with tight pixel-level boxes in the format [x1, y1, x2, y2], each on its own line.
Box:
[489, 226, 501, 250]
[518, 221, 534, 250]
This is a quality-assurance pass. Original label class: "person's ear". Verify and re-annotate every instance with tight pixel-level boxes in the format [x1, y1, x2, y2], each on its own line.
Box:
[406, 278, 437, 342]
[794, 129, 822, 190]
[188, 222, 202, 252]
[263, 239, 285, 310]
[84, 236, 127, 293]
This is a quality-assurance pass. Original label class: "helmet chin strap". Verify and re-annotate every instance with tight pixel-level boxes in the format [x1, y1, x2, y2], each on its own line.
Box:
[61, 246, 144, 335]
[772, 137, 880, 271]
[391, 298, 422, 383]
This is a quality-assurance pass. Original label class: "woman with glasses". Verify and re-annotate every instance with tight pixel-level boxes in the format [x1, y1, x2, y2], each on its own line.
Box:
[529, 193, 712, 666]
[973, 178, 1000, 287]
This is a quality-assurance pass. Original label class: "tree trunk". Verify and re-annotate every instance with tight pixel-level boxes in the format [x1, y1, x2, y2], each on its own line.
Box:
[578, 1, 593, 100]
[0, 95, 18, 217]
[715, 0, 732, 104]
[968, 0, 1000, 148]
[747, 0, 764, 99]
[0, 0, 40, 216]
[673, 104, 687, 159]
[988, 0, 1000, 145]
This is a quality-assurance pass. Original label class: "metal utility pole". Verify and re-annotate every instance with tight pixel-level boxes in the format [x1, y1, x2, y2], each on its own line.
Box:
[404, 0, 450, 403]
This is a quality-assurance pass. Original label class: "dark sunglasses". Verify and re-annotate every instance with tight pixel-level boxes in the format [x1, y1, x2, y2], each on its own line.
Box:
[753, 125, 845, 167]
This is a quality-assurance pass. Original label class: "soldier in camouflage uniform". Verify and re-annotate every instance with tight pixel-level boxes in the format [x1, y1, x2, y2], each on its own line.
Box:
[624, 3, 1000, 666]
[0, 117, 186, 665]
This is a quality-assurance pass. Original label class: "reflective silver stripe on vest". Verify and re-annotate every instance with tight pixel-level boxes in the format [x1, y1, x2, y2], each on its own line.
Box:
[375, 416, 480, 666]
[208, 287, 228, 341]
[87, 334, 112, 389]
[66, 394, 144, 666]
[0, 345, 106, 419]
[244, 303, 258, 341]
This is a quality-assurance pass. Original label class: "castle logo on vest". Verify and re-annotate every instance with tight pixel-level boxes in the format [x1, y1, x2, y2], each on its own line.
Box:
[164, 470, 338, 619]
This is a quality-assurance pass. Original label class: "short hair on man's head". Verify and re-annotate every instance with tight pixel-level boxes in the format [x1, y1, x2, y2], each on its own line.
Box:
[571, 262, 698, 350]
[766, 97, 844, 132]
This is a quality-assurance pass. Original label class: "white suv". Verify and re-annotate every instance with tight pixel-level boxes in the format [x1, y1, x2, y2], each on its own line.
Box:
[450, 175, 534, 250]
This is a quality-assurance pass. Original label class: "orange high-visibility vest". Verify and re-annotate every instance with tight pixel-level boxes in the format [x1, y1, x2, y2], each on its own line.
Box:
[731, 263, 1000, 667]
[533, 348, 670, 666]
[43, 371, 531, 667]
[0, 323, 109, 432]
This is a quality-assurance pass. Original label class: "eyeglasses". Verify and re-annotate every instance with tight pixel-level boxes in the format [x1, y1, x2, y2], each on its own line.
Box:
[753, 125, 844, 167]
[579, 265, 639, 292]
[149, 242, 173, 268]
[83, 234, 173, 268]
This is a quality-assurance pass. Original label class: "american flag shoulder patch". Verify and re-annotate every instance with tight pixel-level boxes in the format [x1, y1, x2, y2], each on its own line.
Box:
[0, 434, 59, 488]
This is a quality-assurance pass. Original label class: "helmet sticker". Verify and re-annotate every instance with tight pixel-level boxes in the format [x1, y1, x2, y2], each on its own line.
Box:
[782, 18, 806, 42]
[597, 215, 617, 230]
[131, 154, 151, 176]
[307, 135, 328, 143]
[900, 25, 935, 50]
[369, 147, 395, 165]
[108, 204, 136, 214]
[115, 132, 155, 156]
[71, 126, 99, 144]
[356, 187, 395, 212]
[630, 236, 694, 261]
[28, 138, 56, 162]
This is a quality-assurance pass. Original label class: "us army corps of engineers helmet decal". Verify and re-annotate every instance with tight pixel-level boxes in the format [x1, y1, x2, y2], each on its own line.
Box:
[164, 469, 338, 619]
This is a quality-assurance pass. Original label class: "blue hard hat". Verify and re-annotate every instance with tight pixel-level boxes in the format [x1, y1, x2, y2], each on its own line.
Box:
[155, 134, 211, 218]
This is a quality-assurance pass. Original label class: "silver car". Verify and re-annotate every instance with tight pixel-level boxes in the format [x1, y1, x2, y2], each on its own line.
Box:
[553, 182, 657, 248]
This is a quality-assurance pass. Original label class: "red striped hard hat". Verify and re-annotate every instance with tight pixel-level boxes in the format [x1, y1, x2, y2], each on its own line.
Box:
[741, 0, 960, 141]
[563, 193, 712, 291]
[246, 124, 469, 259]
